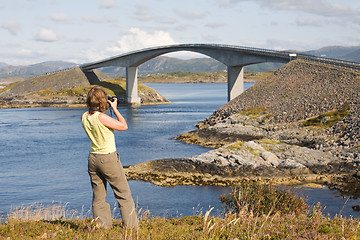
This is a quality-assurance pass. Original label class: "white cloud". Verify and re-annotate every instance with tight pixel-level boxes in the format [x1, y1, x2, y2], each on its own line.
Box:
[16, 48, 46, 57]
[1, 48, 49, 65]
[257, 38, 323, 51]
[132, 4, 176, 24]
[1, 52, 47, 66]
[216, 0, 232, 8]
[69, 37, 93, 43]
[50, 13, 71, 23]
[205, 22, 226, 28]
[2, 21, 21, 35]
[100, 0, 117, 8]
[173, 24, 189, 31]
[82, 16, 117, 23]
[132, 3, 151, 21]
[106, 28, 178, 54]
[344, 36, 360, 46]
[202, 33, 222, 42]
[34, 28, 58, 42]
[80, 48, 109, 62]
[236, 0, 360, 19]
[296, 17, 322, 27]
[173, 9, 206, 20]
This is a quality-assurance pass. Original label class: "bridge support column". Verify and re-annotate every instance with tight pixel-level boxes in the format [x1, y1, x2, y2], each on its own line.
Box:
[227, 65, 244, 101]
[126, 66, 141, 105]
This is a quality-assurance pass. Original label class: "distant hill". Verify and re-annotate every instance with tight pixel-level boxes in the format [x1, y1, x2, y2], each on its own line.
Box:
[100, 57, 285, 77]
[0, 67, 168, 107]
[305, 46, 360, 62]
[0, 61, 77, 79]
[99, 56, 227, 77]
[0, 62, 8, 68]
[0, 67, 110, 97]
[1, 45, 359, 79]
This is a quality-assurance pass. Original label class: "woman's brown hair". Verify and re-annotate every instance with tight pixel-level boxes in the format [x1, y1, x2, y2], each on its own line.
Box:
[86, 86, 109, 113]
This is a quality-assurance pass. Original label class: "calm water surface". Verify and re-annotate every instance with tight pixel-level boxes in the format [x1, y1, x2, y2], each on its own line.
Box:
[0, 83, 359, 218]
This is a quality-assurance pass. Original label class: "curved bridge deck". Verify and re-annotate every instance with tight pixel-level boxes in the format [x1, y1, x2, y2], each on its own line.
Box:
[80, 44, 360, 104]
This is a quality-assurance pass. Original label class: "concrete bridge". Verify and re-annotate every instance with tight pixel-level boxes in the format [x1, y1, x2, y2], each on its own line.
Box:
[80, 44, 298, 104]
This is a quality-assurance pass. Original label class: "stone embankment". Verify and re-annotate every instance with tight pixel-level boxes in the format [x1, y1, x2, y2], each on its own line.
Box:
[126, 60, 360, 196]
[198, 60, 360, 149]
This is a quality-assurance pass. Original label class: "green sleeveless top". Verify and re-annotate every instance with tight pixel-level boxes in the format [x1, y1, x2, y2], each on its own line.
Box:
[81, 111, 116, 154]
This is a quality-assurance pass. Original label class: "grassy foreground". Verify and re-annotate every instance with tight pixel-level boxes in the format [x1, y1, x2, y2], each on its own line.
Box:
[1, 208, 359, 239]
[1, 184, 360, 239]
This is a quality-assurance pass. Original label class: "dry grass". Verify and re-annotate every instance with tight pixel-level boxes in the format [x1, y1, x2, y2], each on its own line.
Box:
[6, 202, 82, 222]
[2, 186, 360, 239]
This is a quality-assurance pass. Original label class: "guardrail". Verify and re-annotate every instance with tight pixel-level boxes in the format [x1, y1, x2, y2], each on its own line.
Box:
[81, 44, 360, 72]
[295, 54, 360, 71]
[231, 45, 360, 71]
[177, 44, 360, 71]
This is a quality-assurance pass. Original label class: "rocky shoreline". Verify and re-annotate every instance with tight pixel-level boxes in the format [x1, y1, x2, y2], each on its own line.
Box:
[0, 88, 169, 109]
[124, 61, 360, 198]
[0, 67, 169, 108]
[125, 113, 360, 197]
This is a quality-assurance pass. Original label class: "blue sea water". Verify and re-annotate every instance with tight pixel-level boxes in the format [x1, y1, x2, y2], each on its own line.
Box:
[0, 83, 359, 219]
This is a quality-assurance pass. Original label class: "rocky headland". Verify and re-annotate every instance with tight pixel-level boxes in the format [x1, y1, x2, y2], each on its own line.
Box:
[0, 67, 169, 108]
[125, 60, 360, 197]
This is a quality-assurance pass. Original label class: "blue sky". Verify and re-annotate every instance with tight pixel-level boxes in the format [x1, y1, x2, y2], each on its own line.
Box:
[1, 0, 359, 65]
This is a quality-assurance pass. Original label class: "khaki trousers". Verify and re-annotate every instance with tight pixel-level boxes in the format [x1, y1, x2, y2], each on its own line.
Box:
[88, 152, 138, 228]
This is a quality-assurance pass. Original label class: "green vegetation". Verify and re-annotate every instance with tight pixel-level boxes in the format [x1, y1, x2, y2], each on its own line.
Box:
[254, 139, 289, 152]
[245, 70, 275, 81]
[302, 104, 350, 128]
[137, 70, 274, 83]
[139, 71, 227, 83]
[219, 182, 308, 216]
[167, 71, 194, 77]
[255, 138, 282, 145]
[98, 79, 127, 96]
[27, 79, 127, 99]
[353, 144, 360, 151]
[240, 107, 268, 117]
[1, 183, 360, 239]
[226, 141, 244, 151]
[0, 81, 19, 93]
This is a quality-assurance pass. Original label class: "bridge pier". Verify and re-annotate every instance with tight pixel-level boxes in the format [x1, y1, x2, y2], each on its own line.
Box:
[227, 65, 244, 101]
[126, 66, 141, 104]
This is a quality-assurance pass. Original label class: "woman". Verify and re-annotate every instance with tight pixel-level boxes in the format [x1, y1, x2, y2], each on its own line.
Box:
[81, 86, 138, 229]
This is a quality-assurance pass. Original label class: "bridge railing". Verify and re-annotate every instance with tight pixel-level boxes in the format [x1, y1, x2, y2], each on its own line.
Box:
[295, 54, 360, 71]
[225, 44, 360, 71]
[81, 43, 360, 72]
[203, 44, 293, 59]
[209, 44, 360, 71]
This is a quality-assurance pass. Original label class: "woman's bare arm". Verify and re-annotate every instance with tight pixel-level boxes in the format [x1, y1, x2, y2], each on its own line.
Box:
[98, 99, 128, 131]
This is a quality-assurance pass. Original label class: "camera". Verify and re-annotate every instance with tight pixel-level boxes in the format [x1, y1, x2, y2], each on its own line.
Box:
[107, 96, 120, 106]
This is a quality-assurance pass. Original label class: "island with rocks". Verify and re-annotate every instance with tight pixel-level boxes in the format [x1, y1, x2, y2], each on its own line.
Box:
[124, 60, 360, 197]
[0, 67, 169, 108]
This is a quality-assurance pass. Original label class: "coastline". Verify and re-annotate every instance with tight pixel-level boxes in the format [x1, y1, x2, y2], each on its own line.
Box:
[124, 114, 360, 197]
[123, 61, 360, 198]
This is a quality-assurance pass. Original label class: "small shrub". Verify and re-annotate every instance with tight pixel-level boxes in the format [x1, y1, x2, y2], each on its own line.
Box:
[226, 141, 244, 151]
[167, 71, 192, 77]
[240, 107, 267, 116]
[353, 144, 360, 151]
[302, 103, 350, 128]
[219, 182, 308, 216]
